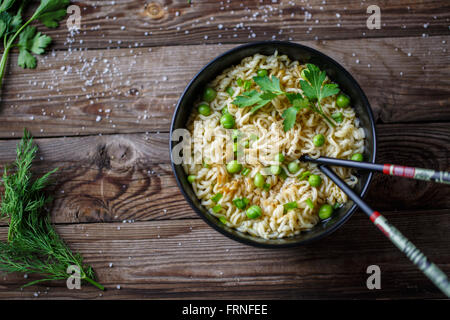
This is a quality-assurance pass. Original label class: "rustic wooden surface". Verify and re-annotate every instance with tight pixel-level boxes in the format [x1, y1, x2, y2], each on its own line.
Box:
[0, 0, 449, 299]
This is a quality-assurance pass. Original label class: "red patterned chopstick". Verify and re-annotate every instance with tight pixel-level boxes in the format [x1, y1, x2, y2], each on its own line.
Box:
[319, 165, 450, 297]
[302, 155, 450, 185]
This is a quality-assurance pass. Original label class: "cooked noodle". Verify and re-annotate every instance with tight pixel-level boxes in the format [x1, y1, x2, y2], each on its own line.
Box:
[183, 52, 365, 239]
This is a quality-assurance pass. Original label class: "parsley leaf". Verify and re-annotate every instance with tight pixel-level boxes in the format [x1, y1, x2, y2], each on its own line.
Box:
[233, 65, 341, 130]
[253, 75, 284, 94]
[0, 0, 16, 13]
[233, 75, 285, 113]
[0, 0, 69, 89]
[18, 49, 36, 68]
[299, 64, 340, 127]
[0, 12, 10, 38]
[17, 26, 51, 68]
[282, 107, 299, 132]
[233, 90, 262, 108]
[250, 99, 272, 113]
[281, 97, 310, 131]
[30, 31, 52, 54]
[300, 64, 340, 101]
[33, 0, 70, 28]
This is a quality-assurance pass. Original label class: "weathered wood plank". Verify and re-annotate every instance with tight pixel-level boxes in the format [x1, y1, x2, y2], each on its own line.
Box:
[0, 123, 448, 226]
[0, 208, 449, 299]
[1, 36, 449, 138]
[22, 0, 450, 50]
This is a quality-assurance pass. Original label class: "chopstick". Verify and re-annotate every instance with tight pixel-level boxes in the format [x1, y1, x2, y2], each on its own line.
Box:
[301, 155, 450, 185]
[319, 165, 450, 297]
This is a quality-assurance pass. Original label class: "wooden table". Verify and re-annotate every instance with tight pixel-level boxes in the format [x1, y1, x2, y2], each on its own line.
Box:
[0, 0, 449, 299]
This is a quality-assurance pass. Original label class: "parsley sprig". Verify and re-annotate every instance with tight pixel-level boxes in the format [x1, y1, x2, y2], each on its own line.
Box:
[232, 64, 340, 131]
[0, 0, 69, 89]
[233, 75, 285, 113]
[298, 64, 340, 127]
[0, 130, 104, 290]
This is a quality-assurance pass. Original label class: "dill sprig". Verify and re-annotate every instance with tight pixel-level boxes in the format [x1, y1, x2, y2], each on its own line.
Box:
[0, 130, 104, 290]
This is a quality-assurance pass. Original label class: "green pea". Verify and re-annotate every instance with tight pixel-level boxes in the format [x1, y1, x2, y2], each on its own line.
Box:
[220, 113, 235, 129]
[246, 205, 262, 219]
[332, 112, 343, 123]
[203, 87, 217, 102]
[222, 106, 229, 115]
[257, 69, 268, 77]
[187, 175, 196, 183]
[288, 161, 300, 174]
[275, 153, 285, 163]
[318, 204, 333, 220]
[308, 174, 322, 187]
[351, 153, 364, 162]
[313, 134, 325, 147]
[254, 172, 264, 188]
[336, 93, 350, 108]
[197, 103, 211, 116]
[226, 86, 234, 96]
[270, 165, 281, 175]
[226, 160, 242, 174]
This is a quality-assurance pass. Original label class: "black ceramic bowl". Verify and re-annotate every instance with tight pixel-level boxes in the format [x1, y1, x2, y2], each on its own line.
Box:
[170, 41, 376, 247]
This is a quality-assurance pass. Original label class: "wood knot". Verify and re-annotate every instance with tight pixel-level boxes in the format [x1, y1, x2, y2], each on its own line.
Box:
[145, 2, 164, 20]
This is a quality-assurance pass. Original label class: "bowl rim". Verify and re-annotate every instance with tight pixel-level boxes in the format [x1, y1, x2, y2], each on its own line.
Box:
[170, 40, 377, 248]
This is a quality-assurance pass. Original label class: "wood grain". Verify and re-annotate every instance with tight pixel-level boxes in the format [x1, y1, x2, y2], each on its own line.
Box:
[0, 122, 448, 226]
[0, 0, 449, 300]
[21, 0, 450, 50]
[0, 208, 449, 299]
[1, 36, 449, 138]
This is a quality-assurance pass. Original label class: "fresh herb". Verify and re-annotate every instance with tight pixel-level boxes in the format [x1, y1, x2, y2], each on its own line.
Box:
[243, 80, 252, 91]
[298, 64, 340, 127]
[278, 167, 288, 180]
[283, 201, 298, 212]
[241, 167, 250, 176]
[0, 0, 69, 89]
[218, 216, 227, 224]
[212, 204, 222, 213]
[282, 93, 310, 131]
[232, 197, 249, 210]
[305, 198, 314, 209]
[233, 75, 287, 114]
[211, 193, 223, 203]
[233, 64, 339, 131]
[333, 202, 342, 210]
[298, 171, 311, 181]
[0, 130, 103, 290]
